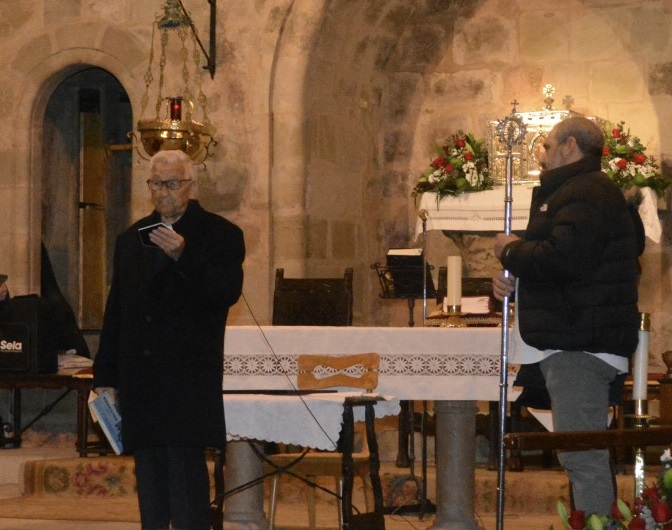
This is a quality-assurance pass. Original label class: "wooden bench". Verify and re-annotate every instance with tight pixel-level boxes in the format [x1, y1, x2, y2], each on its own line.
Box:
[504, 425, 672, 453]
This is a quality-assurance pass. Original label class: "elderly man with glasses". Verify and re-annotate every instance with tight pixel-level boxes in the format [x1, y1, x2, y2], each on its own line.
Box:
[93, 149, 245, 530]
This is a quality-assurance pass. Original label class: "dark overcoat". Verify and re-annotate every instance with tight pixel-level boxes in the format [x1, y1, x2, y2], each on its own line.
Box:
[93, 200, 245, 451]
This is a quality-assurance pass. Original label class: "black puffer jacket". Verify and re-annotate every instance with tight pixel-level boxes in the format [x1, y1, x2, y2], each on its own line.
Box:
[501, 155, 642, 358]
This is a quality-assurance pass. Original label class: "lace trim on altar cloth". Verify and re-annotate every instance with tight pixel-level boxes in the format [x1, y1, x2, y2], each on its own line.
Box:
[224, 353, 499, 377]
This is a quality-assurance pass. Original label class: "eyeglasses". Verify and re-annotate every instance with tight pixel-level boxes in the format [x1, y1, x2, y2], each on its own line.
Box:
[146, 179, 193, 191]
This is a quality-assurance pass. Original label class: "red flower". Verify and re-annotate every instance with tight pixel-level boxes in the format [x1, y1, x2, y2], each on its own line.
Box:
[464, 151, 474, 161]
[567, 510, 586, 529]
[642, 486, 661, 503]
[633, 153, 647, 165]
[651, 500, 672, 523]
[616, 158, 628, 170]
[431, 157, 448, 168]
[603, 146, 611, 156]
[612, 127, 622, 138]
[444, 164, 455, 173]
[455, 138, 466, 148]
[611, 500, 627, 519]
[628, 517, 646, 529]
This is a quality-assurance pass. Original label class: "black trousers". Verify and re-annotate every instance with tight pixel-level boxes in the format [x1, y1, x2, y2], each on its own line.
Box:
[134, 446, 210, 530]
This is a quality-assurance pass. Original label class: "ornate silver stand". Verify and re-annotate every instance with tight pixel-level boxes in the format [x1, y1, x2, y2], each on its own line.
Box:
[494, 103, 527, 530]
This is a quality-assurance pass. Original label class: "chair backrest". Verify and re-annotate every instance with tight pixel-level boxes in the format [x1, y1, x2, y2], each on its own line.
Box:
[297, 353, 379, 393]
[272, 268, 353, 326]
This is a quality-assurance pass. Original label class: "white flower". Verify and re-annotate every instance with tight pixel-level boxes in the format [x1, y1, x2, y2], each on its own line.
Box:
[661, 448, 672, 463]
[428, 170, 442, 184]
[463, 161, 479, 185]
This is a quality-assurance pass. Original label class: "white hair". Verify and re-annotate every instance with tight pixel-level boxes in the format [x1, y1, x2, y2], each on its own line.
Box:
[149, 150, 196, 181]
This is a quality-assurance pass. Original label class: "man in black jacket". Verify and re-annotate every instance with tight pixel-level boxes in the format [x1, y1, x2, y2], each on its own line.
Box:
[493, 116, 643, 516]
[93, 149, 245, 529]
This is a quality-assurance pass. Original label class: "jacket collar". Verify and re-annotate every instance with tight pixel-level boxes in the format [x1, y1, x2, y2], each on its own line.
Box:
[172, 199, 205, 231]
[539, 155, 602, 197]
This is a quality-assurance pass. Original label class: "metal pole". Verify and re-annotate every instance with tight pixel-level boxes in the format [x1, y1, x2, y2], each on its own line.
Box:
[419, 209, 429, 326]
[494, 105, 526, 530]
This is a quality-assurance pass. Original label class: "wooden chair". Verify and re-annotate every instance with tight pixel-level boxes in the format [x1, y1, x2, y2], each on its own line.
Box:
[272, 268, 353, 326]
[264, 352, 385, 530]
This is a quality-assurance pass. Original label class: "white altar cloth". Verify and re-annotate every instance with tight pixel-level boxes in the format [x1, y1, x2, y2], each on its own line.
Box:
[414, 187, 534, 234]
[224, 392, 400, 450]
[223, 326, 514, 401]
[414, 186, 661, 241]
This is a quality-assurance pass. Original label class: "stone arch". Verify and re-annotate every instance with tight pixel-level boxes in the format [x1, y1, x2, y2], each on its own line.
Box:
[8, 27, 145, 293]
[269, 0, 328, 280]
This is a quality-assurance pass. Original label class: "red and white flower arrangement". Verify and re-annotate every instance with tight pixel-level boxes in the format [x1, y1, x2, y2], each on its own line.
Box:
[602, 121, 671, 197]
[554, 448, 672, 529]
[412, 131, 492, 202]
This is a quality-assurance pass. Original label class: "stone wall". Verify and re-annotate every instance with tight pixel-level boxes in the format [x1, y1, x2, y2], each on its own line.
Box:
[0, 0, 670, 371]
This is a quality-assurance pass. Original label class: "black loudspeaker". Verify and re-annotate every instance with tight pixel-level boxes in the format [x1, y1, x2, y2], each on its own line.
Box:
[0, 295, 58, 374]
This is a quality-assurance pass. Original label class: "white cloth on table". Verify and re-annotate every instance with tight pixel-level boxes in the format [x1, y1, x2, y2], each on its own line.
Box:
[223, 391, 400, 450]
[223, 326, 516, 401]
[414, 186, 662, 242]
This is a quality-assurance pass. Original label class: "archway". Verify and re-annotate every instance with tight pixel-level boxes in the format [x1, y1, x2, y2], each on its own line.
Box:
[41, 67, 132, 331]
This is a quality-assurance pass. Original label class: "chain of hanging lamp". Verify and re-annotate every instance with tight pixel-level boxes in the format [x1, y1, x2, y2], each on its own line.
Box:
[135, 0, 215, 163]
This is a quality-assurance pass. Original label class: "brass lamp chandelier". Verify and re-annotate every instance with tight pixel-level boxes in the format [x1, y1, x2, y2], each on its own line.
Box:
[136, 0, 217, 163]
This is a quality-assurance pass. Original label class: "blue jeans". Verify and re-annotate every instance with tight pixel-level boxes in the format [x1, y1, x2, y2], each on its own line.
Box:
[540, 351, 620, 516]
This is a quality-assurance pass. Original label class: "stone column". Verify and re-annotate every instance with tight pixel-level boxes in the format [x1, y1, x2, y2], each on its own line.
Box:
[223, 440, 267, 530]
[429, 400, 484, 530]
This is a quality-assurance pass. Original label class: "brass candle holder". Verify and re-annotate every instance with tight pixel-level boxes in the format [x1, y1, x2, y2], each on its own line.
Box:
[441, 305, 466, 328]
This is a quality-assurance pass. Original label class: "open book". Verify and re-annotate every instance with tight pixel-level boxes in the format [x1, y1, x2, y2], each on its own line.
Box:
[88, 391, 123, 455]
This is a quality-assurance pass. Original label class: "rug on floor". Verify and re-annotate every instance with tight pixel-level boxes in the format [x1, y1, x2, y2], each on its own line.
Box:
[0, 456, 140, 522]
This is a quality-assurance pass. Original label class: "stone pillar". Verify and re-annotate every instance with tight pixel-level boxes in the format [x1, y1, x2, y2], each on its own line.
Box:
[223, 440, 267, 530]
[429, 400, 484, 530]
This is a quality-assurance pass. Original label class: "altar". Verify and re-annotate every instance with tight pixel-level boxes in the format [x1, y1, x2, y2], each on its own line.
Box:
[223, 325, 509, 401]
[221, 325, 515, 530]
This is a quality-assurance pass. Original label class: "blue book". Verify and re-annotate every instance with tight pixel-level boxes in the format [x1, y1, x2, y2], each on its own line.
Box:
[88, 391, 123, 455]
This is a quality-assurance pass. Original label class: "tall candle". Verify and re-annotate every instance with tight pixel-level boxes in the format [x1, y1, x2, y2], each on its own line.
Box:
[632, 313, 650, 401]
[446, 256, 462, 307]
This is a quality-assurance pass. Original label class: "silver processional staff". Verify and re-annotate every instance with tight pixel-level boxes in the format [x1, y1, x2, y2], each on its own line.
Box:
[494, 101, 527, 530]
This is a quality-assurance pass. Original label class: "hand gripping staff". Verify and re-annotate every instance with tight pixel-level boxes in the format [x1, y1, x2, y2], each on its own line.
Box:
[494, 103, 527, 530]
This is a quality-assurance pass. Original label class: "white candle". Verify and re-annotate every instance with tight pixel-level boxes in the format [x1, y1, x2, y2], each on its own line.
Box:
[632, 326, 649, 401]
[446, 256, 462, 307]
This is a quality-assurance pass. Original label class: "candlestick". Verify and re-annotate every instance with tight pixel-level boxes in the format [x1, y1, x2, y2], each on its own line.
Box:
[446, 256, 462, 309]
[632, 312, 650, 401]
[169, 97, 183, 121]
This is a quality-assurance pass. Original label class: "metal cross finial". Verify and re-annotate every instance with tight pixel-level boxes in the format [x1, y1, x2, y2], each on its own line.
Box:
[496, 108, 527, 152]
[543, 84, 556, 110]
[562, 94, 575, 110]
[511, 99, 519, 112]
